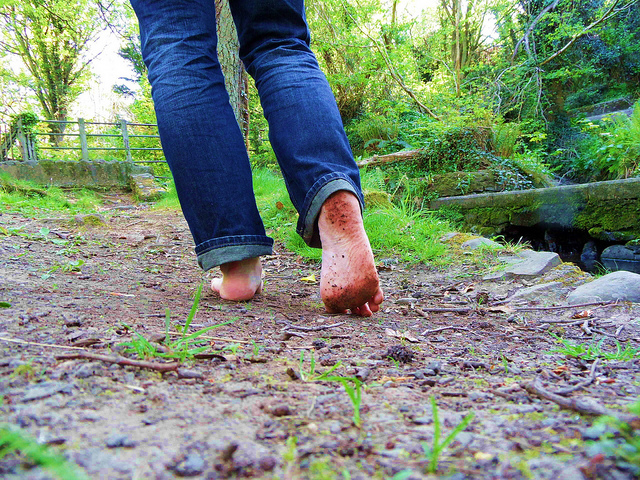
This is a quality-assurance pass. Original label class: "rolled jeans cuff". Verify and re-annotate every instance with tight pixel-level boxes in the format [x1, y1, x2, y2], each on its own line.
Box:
[297, 173, 363, 248]
[196, 236, 274, 271]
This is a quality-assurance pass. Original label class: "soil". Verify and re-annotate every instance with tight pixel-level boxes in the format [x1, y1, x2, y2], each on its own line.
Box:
[1, 193, 639, 480]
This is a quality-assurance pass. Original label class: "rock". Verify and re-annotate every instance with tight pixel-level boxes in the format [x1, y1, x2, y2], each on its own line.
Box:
[484, 250, 562, 281]
[106, 434, 137, 448]
[354, 367, 371, 382]
[130, 173, 166, 202]
[468, 391, 493, 401]
[75, 362, 101, 379]
[567, 270, 640, 304]
[22, 382, 74, 402]
[169, 452, 206, 477]
[461, 237, 502, 250]
[74, 213, 107, 226]
[177, 368, 203, 379]
[589, 227, 638, 242]
[363, 190, 392, 208]
[581, 241, 599, 272]
[506, 282, 563, 303]
[258, 456, 277, 472]
[601, 244, 640, 274]
[271, 404, 293, 417]
[396, 297, 418, 305]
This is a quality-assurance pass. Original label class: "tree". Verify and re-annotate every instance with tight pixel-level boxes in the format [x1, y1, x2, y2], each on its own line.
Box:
[438, 0, 492, 97]
[0, 0, 108, 142]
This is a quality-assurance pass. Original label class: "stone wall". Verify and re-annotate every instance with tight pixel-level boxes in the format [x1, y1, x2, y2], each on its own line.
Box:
[428, 177, 640, 241]
[0, 160, 152, 188]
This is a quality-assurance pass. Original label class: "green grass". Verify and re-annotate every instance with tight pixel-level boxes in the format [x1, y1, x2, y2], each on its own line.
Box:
[252, 168, 453, 264]
[0, 425, 87, 480]
[548, 334, 640, 361]
[0, 172, 104, 217]
[118, 282, 236, 362]
[422, 396, 475, 474]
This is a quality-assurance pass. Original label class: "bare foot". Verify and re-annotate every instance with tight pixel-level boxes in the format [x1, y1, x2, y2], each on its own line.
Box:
[318, 191, 384, 316]
[211, 257, 263, 301]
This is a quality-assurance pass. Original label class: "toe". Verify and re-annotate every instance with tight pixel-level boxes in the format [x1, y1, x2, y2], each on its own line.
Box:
[211, 277, 223, 293]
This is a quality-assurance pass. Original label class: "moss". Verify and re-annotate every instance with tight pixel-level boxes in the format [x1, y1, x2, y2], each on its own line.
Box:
[574, 199, 640, 231]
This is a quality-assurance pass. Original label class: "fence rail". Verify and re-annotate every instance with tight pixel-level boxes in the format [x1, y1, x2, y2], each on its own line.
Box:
[0, 118, 166, 164]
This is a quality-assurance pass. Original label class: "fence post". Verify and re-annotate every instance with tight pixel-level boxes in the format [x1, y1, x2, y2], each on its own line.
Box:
[120, 119, 133, 163]
[15, 119, 35, 162]
[78, 118, 89, 161]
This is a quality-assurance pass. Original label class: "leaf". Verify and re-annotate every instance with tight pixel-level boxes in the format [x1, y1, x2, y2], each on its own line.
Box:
[571, 310, 592, 319]
[300, 274, 317, 284]
[385, 328, 420, 343]
[0, 301, 11, 308]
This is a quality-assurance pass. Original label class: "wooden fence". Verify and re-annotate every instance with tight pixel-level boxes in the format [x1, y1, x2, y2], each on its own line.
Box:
[0, 118, 165, 164]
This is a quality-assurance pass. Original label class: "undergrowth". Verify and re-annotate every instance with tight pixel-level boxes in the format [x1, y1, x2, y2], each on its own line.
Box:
[0, 425, 87, 480]
[0, 172, 104, 216]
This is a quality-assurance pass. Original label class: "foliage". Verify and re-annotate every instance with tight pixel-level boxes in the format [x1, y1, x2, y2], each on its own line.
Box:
[0, 0, 124, 139]
[589, 401, 640, 475]
[548, 333, 640, 361]
[0, 425, 87, 479]
[421, 396, 475, 474]
[0, 172, 104, 216]
[118, 282, 236, 362]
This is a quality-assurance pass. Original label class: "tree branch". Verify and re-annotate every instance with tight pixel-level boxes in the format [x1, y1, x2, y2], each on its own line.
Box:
[511, 0, 561, 62]
[540, 0, 630, 66]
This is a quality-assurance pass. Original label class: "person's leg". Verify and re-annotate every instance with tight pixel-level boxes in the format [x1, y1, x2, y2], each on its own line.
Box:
[130, 0, 271, 299]
[229, 0, 383, 314]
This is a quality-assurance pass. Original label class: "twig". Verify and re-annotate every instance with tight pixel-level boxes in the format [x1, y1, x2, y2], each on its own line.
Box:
[420, 326, 471, 336]
[514, 301, 617, 312]
[415, 307, 429, 318]
[123, 219, 145, 228]
[0, 336, 88, 351]
[525, 376, 640, 427]
[551, 359, 600, 396]
[55, 351, 179, 372]
[580, 320, 593, 336]
[419, 307, 473, 313]
[283, 331, 307, 339]
[284, 322, 345, 332]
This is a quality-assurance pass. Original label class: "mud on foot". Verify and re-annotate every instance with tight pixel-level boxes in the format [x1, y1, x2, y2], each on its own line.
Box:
[318, 191, 383, 316]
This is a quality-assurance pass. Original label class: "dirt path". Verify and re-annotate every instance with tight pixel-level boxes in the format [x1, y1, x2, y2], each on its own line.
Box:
[1, 196, 639, 479]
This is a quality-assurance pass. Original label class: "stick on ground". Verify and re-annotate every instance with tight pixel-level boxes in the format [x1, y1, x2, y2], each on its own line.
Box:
[55, 351, 179, 373]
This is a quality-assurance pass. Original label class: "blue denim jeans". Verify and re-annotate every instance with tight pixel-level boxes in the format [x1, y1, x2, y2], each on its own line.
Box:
[130, 0, 363, 271]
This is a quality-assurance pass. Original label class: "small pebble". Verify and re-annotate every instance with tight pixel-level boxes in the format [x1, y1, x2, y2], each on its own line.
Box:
[106, 434, 137, 448]
[259, 456, 277, 471]
[170, 453, 206, 477]
[271, 404, 293, 417]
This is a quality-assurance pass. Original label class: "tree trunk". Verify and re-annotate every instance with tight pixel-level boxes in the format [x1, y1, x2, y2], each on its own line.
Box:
[215, 0, 249, 147]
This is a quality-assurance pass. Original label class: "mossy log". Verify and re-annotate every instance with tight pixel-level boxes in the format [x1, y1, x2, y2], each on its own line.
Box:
[357, 149, 424, 168]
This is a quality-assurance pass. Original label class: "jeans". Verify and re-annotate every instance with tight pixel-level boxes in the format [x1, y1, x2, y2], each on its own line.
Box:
[130, 0, 364, 271]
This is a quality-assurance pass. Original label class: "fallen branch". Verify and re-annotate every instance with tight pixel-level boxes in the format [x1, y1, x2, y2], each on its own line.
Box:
[284, 322, 345, 332]
[421, 326, 471, 336]
[551, 359, 600, 396]
[357, 149, 424, 168]
[55, 351, 179, 373]
[515, 301, 618, 312]
[525, 376, 640, 427]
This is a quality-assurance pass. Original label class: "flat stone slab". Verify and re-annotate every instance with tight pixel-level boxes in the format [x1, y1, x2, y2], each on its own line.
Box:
[567, 270, 640, 305]
[484, 250, 562, 280]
